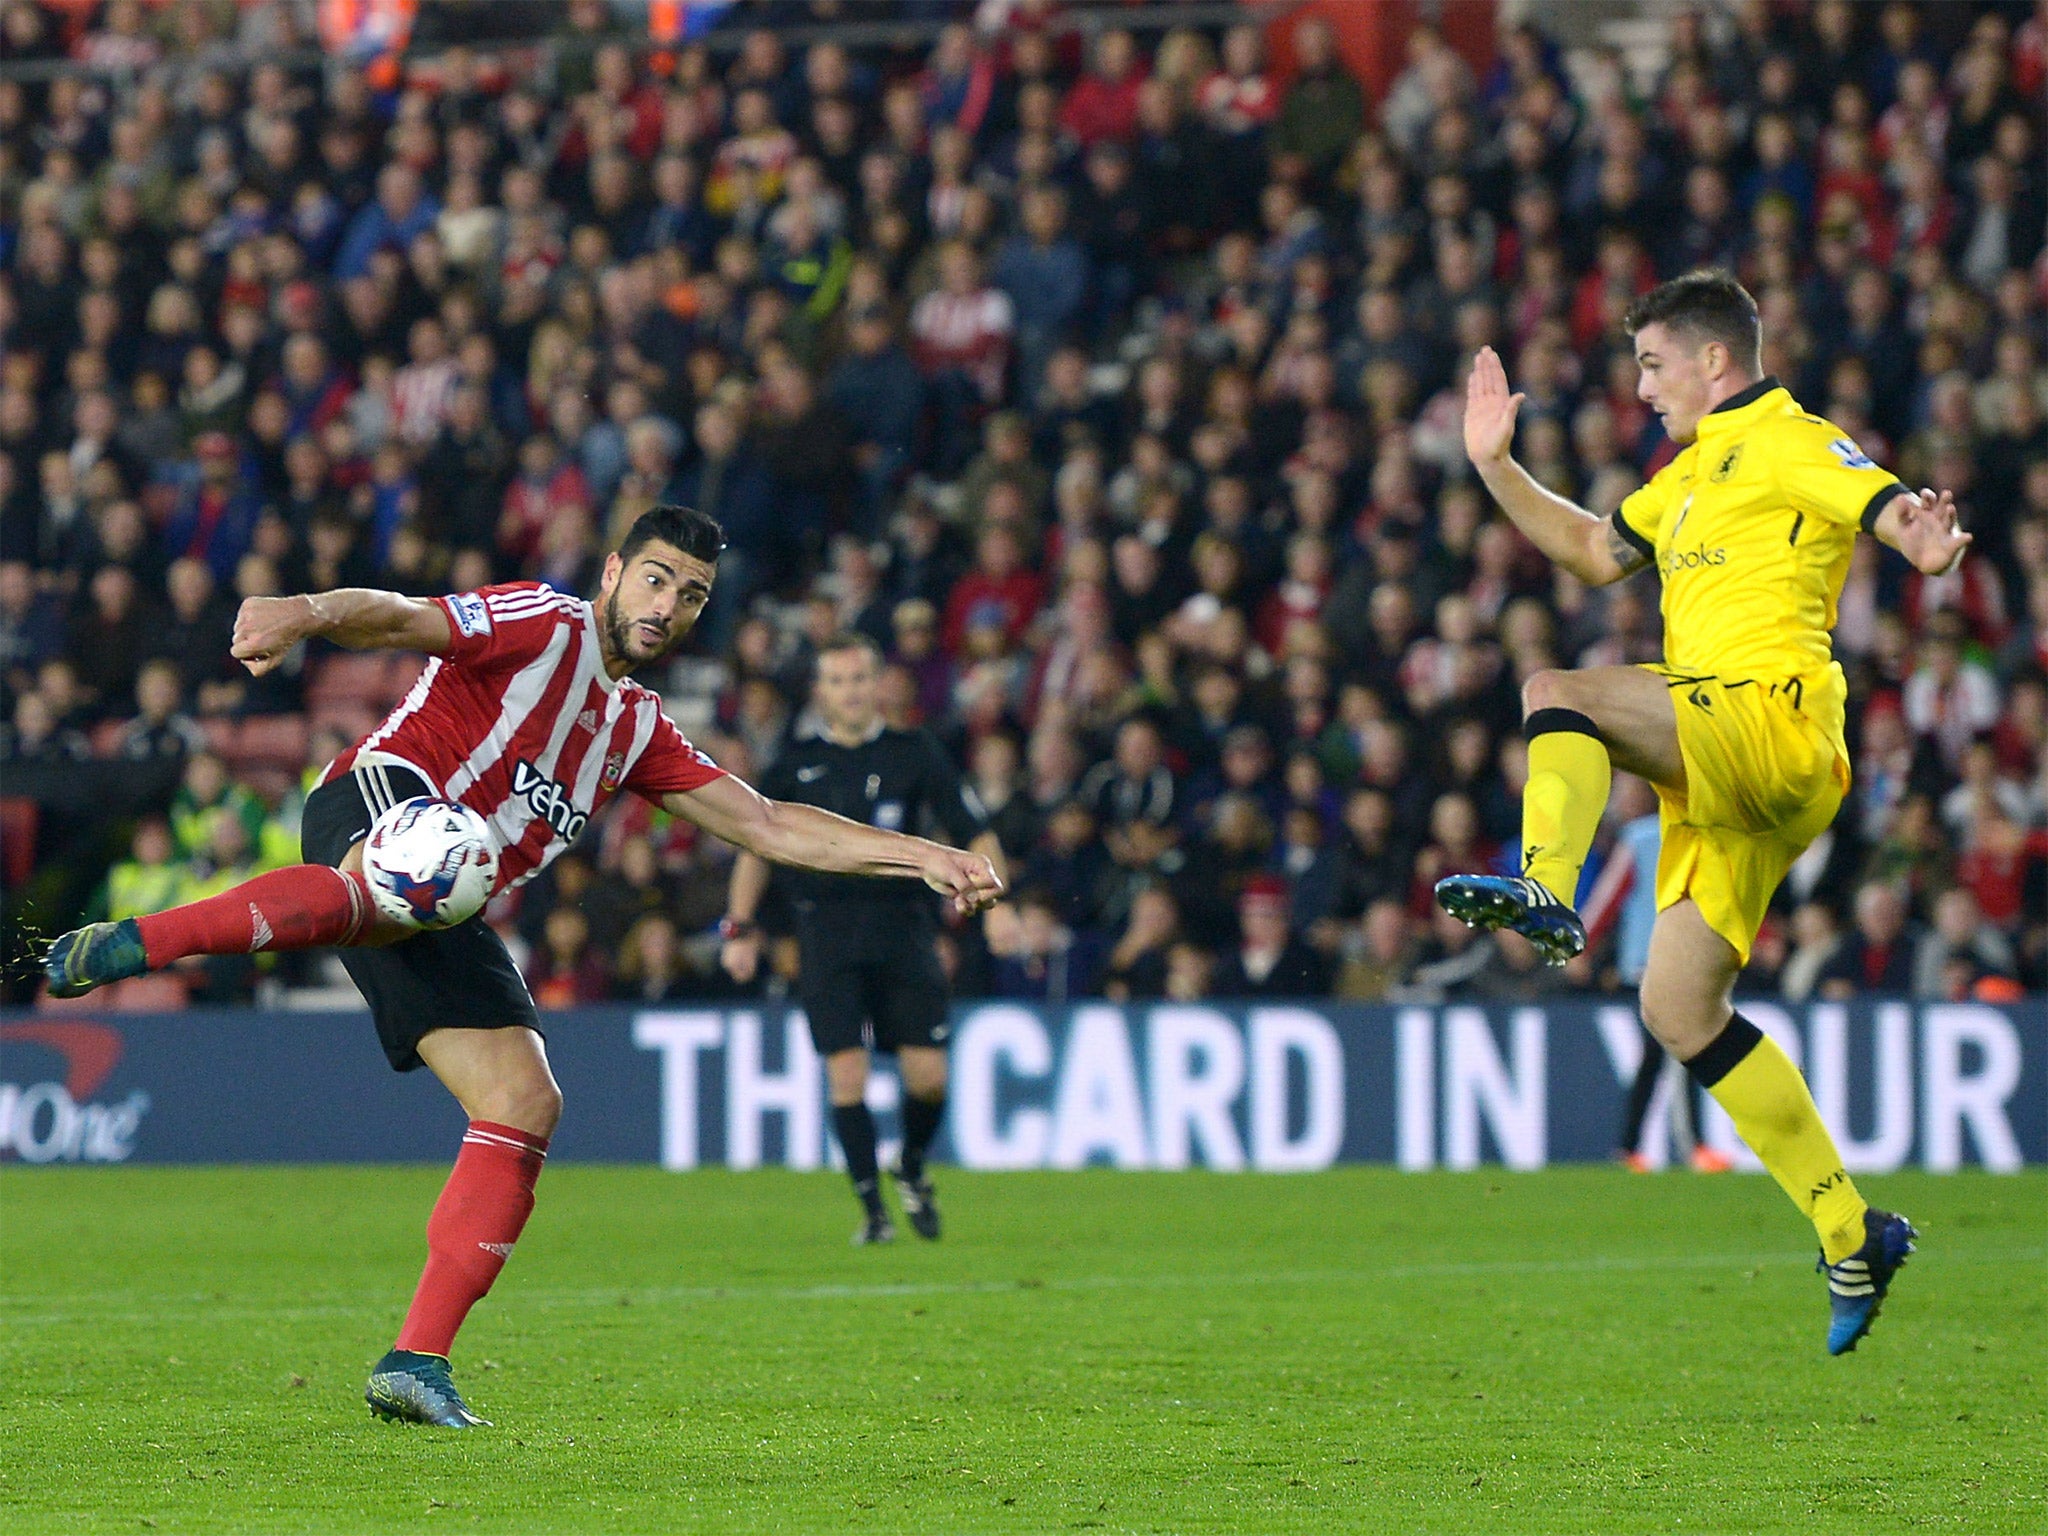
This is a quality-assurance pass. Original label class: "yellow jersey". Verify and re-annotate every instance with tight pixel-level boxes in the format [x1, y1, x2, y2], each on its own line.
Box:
[1612, 377, 1905, 756]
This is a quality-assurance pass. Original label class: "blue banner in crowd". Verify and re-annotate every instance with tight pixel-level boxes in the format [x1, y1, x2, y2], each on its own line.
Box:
[3, 1002, 2043, 1171]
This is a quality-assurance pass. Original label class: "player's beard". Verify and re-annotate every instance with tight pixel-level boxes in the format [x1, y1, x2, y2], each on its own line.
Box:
[602, 589, 672, 670]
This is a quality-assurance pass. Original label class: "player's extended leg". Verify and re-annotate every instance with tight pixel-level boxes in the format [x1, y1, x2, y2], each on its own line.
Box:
[892, 1046, 948, 1240]
[1438, 666, 1685, 963]
[368, 1025, 560, 1428]
[1643, 898, 1915, 1354]
[43, 862, 398, 998]
[826, 1048, 892, 1244]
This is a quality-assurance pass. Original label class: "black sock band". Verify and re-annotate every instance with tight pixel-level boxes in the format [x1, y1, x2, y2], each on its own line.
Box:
[900, 1094, 946, 1179]
[1525, 707, 1601, 741]
[1682, 1012, 1764, 1089]
[832, 1103, 883, 1209]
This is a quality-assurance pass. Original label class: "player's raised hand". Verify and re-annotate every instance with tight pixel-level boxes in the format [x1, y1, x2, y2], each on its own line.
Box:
[1896, 487, 1972, 577]
[923, 848, 1005, 915]
[230, 594, 315, 676]
[1463, 346, 1525, 467]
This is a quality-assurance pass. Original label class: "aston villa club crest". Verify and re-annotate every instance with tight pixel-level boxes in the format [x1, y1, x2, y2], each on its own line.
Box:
[1710, 443, 1743, 482]
[601, 752, 627, 789]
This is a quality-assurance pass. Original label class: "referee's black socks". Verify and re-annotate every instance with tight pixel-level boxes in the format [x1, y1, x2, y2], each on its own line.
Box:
[831, 1103, 885, 1216]
[900, 1094, 946, 1182]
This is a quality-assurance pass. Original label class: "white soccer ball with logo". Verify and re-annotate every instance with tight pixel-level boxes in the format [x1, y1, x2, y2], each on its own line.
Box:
[362, 796, 498, 930]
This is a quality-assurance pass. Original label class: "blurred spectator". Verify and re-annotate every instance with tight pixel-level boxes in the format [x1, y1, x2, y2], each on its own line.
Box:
[993, 887, 1100, 1002]
[1101, 883, 1180, 1003]
[1061, 29, 1146, 149]
[1780, 902, 1846, 1005]
[1913, 887, 2019, 999]
[614, 913, 697, 1003]
[116, 659, 207, 763]
[1082, 716, 1177, 833]
[67, 562, 154, 717]
[1271, 16, 1366, 188]
[1333, 899, 1418, 1000]
[911, 242, 1013, 474]
[528, 906, 611, 1008]
[1819, 883, 1921, 999]
[830, 306, 924, 533]
[90, 817, 182, 925]
[993, 186, 1089, 401]
[1904, 612, 2002, 770]
[1213, 875, 1328, 997]
[0, 559, 63, 696]
[942, 523, 1043, 658]
[1, 687, 89, 764]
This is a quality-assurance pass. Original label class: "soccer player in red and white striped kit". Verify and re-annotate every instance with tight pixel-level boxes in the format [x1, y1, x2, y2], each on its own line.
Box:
[46, 506, 1004, 1427]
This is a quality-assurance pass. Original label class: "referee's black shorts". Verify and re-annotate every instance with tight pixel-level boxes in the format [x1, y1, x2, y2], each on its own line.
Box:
[794, 913, 950, 1057]
[300, 763, 541, 1074]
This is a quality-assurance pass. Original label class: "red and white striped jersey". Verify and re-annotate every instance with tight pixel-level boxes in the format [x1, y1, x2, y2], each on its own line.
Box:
[322, 583, 725, 892]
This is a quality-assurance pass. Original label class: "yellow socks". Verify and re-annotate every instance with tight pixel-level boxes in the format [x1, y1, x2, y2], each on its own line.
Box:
[1686, 1014, 1868, 1263]
[1521, 709, 1610, 905]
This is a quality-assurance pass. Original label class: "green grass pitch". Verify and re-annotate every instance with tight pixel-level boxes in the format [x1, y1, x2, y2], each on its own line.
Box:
[1, 1167, 2042, 1534]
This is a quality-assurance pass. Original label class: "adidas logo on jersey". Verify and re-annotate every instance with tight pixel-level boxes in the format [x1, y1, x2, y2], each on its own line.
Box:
[512, 759, 590, 841]
[576, 709, 598, 731]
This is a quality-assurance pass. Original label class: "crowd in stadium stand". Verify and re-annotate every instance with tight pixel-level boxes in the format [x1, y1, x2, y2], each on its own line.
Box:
[2, 0, 2045, 1011]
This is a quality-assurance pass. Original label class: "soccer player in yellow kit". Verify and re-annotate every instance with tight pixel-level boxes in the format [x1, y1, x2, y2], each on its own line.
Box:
[1437, 272, 1971, 1354]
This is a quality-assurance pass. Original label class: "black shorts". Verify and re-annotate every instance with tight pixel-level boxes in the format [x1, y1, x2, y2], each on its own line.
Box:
[301, 764, 540, 1074]
[793, 913, 950, 1057]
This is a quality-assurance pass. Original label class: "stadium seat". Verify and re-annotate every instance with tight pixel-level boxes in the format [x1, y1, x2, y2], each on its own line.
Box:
[308, 704, 383, 741]
[37, 973, 189, 1013]
[306, 653, 395, 715]
[229, 715, 310, 775]
[383, 654, 427, 704]
[0, 796, 38, 889]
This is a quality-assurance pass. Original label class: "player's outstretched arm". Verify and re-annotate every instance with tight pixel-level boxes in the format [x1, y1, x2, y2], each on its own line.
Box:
[1870, 488, 1972, 576]
[1464, 346, 1637, 587]
[232, 589, 453, 676]
[670, 776, 1005, 915]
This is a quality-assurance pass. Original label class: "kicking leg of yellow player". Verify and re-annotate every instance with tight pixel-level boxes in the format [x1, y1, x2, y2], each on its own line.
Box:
[1518, 667, 1685, 902]
[1640, 898, 1867, 1264]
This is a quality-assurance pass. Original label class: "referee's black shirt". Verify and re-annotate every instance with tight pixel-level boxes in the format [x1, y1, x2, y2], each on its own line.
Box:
[757, 722, 989, 924]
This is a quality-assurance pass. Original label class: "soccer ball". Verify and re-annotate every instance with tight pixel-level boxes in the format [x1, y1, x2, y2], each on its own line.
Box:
[362, 797, 498, 930]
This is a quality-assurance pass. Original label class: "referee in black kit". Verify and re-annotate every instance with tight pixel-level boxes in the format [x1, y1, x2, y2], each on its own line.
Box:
[721, 633, 1013, 1244]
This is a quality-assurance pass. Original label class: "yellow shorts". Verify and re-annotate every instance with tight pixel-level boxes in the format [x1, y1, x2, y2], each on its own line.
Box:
[1643, 664, 1851, 965]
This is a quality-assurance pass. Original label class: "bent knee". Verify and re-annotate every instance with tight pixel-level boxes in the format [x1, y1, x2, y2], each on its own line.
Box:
[899, 1051, 948, 1100]
[1521, 668, 1579, 717]
[478, 1071, 563, 1138]
[825, 1049, 870, 1106]
[1638, 987, 1723, 1062]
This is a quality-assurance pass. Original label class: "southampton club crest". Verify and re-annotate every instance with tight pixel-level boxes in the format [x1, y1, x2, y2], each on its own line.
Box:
[600, 752, 627, 790]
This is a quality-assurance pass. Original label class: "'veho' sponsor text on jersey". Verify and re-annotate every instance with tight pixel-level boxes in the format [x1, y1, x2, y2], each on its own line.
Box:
[322, 583, 724, 892]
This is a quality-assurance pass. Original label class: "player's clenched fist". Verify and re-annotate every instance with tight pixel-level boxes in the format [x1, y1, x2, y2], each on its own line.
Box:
[231, 594, 317, 675]
[923, 849, 1005, 915]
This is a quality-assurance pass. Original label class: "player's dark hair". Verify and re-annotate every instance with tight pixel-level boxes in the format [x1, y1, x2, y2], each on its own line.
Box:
[1623, 269, 1762, 376]
[619, 504, 726, 566]
[815, 631, 882, 673]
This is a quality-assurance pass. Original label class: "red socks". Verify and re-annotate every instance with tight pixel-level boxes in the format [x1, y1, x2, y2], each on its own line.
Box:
[135, 864, 371, 968]
[395, 1121, 549, 1358]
